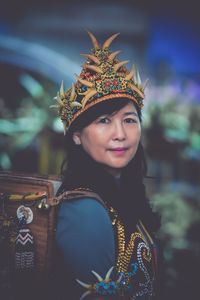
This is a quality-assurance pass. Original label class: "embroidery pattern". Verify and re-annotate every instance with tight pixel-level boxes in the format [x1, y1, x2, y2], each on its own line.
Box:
[77, 204, 156, 299]
[131, 242, 154, 300]
[113, 209, 152, 288]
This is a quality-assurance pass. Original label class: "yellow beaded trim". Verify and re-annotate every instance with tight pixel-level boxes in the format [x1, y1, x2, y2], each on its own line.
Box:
[68, 93, 139, 127]
[107, 206, 152, 286]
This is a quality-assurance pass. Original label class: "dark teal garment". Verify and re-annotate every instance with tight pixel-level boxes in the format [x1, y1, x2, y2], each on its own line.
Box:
[54, 179, 157, 299]
[56, 197, 115, 286]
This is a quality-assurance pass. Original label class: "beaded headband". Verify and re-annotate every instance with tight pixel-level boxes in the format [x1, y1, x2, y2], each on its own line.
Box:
[51, 29, 148, 134]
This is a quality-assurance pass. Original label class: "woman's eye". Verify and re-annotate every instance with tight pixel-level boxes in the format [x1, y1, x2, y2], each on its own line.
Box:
[99, 117, 110, 124]
[124, 118, 136, 123]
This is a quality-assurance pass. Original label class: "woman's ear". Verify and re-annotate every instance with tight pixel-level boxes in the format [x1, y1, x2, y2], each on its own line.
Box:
[72, 132, 81, 145]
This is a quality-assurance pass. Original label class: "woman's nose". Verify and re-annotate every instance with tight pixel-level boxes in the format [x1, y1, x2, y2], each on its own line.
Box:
[112, 122, 126, 140]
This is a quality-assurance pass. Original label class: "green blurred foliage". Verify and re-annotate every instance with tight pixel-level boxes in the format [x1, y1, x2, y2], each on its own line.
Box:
[151, 192, 200, 250]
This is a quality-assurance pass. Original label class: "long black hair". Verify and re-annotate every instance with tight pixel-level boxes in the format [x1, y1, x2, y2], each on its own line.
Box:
[59, 98, 160, 235]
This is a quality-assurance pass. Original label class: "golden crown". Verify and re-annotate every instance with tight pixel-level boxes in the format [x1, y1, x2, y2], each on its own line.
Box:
[51, 29, 148, 134]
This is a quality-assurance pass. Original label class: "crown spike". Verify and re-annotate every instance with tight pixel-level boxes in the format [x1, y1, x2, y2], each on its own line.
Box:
[76, 279, 91, 289]
[105, 266, 114, 281]
[84, 64, 103, 74]
[80, 53, 100, 65]
[49, 104, 59, 109]
[133, 71, 137, 83]
[56, 92, 64, 106]
[74, 74, 93, 88]
[82, 89, 97, 108]
[142, 78, 149, 91]
[80, 291, 91, 300]
[69, 83, 75, 101]
[137, 70, 142, 87]
[85, 29, 100, 50]
[109, 50, 122, 61]
[91, 270, 103, 282]
[102, 32, 120, 49]
[128, 83, 144, 99]
[60, 80, 65, 98]
[125, 64, 135, 80]
[113, 60, 130, 72]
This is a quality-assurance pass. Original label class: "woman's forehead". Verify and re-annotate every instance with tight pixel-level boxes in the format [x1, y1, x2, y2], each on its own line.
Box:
[100, 101, 137, 117]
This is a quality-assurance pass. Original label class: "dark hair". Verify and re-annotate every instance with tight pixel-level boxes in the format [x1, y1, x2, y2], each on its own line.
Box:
[59, 99, 160, 234]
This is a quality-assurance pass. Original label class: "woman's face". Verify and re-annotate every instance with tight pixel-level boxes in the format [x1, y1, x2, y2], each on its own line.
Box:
[73, 102, 141, 178]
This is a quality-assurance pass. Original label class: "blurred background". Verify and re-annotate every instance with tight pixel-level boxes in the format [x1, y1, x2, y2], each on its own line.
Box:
[0, 0, 199, 298]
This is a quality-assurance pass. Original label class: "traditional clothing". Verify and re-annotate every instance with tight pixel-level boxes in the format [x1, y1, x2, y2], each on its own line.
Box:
[55, 181, 158, 299]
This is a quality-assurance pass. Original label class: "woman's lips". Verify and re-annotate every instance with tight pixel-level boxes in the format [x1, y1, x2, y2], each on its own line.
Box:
[109, 148, 127, 155]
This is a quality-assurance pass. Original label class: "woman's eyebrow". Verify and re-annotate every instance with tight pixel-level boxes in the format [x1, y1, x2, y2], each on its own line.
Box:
[123, 112, 138, 117]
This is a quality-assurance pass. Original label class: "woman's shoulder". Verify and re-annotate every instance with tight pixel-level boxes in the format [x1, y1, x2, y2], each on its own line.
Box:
[56, 196, 115, 282]
[56, 195, 114, 243]
[58, 196, 108, 218]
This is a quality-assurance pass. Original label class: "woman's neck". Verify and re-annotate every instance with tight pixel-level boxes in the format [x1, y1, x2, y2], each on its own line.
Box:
[103, 166, 121, 178]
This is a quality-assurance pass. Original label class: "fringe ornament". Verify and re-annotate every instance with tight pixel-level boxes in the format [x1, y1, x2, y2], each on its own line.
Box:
[15, 210, 35, 271]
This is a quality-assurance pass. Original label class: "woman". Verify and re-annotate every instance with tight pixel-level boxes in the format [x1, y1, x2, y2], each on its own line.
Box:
[52, 30, 161, 300]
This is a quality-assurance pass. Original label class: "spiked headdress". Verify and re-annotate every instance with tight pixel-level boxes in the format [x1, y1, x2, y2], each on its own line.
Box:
[51, 29, 148, 134]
